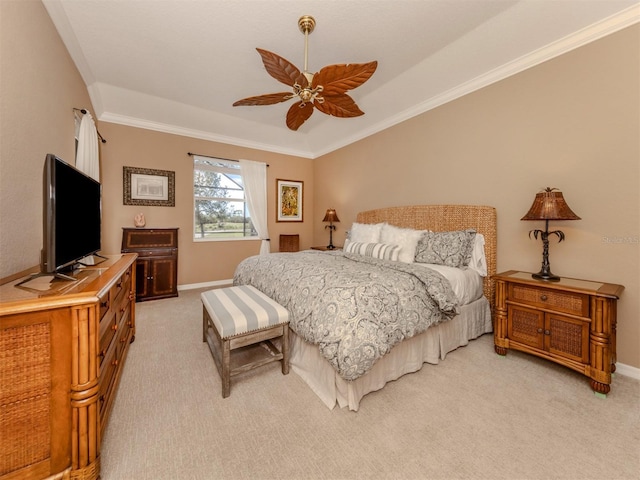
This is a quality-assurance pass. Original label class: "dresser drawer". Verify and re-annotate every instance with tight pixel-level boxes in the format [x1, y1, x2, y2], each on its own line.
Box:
[99, 311, 118, 365]
[98, 343, 119, 425]
[98, 291, 110, 321]
[509, 284, 589, 317]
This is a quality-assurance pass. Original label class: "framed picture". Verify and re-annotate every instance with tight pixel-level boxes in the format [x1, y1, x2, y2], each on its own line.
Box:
[277, 179, 303, 222]
[123, 166, 175, 207]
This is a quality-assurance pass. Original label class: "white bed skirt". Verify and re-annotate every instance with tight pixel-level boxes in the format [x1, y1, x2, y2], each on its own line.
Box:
[289, 296, 493, 411]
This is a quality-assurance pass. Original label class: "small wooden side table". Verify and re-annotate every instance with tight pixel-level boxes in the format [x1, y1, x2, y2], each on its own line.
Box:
[493, 270, 624, 395]
[121, 228, 179, 302]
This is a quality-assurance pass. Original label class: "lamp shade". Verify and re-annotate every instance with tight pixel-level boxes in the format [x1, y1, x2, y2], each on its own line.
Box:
[521, 188, 581, 221]
[322, 208, 340, 223]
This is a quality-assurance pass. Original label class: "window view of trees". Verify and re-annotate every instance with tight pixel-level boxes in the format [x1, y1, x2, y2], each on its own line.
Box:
[193, 157, 256, 240]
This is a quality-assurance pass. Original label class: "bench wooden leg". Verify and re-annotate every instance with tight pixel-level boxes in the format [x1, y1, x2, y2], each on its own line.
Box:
[202, 306, 207, 343]
[222, 338, 231, 398]
[282, 325, 290, 375]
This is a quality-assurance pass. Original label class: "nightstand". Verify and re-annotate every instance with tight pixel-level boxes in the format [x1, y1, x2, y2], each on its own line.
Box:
[493, 270, 624, 395]
[310, 246, 342, 251]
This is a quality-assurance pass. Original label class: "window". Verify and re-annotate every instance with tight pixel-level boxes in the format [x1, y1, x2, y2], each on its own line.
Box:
[193, 156, 257, 241]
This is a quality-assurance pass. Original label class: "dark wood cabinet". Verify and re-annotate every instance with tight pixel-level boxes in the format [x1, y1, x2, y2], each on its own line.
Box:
[122, 228, 178, 302]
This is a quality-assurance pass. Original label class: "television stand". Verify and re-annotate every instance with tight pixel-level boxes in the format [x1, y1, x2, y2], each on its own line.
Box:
[0, 254, 137, 480]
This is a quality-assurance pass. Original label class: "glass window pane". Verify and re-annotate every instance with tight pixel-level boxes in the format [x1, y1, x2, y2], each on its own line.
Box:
[193, 156, 257, 241]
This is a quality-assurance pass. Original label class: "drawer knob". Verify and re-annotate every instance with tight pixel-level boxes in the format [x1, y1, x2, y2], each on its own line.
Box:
[544, 329, 550, 335]
[537, 328, 543, 334]
[111, 324, 118, 331]
[540, 294, 548, 301]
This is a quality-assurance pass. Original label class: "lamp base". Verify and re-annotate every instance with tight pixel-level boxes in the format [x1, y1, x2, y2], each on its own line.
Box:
[532, 271, 561, 282]
[326, 244, 335, 250]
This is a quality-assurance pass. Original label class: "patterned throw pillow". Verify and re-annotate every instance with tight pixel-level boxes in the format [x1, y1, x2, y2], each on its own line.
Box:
[344, 240, 401, 261]
[414, 229, 477, 268]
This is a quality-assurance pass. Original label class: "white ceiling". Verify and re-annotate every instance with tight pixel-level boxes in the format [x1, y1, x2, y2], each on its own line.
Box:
[43, 0, 639, 159]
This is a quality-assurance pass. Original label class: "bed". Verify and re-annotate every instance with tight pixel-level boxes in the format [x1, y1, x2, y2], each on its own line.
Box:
[234, 205, 497, 410]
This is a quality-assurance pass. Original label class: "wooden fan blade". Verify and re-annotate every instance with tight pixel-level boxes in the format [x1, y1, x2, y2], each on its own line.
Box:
[314, 94, 364, 118]
[232, 92, 293, 106]
[286, 101, 314, 131]
[256, 48, 308, 88]
[312, 61, 377, 96]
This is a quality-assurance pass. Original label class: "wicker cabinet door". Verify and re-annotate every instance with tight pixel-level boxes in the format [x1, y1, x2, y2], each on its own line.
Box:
[546, 313, 589, 364]
[508, 305, 545, 350]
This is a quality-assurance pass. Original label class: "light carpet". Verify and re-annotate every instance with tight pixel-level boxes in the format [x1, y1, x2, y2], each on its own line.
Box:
[101, 287, 640, 480]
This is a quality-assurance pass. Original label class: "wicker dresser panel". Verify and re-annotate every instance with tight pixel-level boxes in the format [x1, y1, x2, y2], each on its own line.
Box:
[511, 285, 589, 317]
[0, 322, 51, 475]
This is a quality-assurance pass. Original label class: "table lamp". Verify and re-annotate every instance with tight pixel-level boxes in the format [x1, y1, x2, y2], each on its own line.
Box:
[521, 187, 581, 281]
[322, 208, 340, 249]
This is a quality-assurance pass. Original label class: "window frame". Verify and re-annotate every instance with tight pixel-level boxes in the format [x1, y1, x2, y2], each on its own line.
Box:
[192, 156, 257, 242]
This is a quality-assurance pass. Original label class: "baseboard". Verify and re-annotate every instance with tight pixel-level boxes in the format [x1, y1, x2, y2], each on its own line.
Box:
[177, 278, 640, 381]
[178, 279, 233, 291]
[615, 362, 640, 381]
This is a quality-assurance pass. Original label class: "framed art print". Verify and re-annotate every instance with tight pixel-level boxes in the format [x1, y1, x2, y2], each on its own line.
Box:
[277, 179, 303, 222]
[123, 166, 175, 207]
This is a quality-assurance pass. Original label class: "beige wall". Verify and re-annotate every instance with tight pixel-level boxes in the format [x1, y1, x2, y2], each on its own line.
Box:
[0, 0, 93, 278]
[98, 123, 313, 285]
[313, 25, 640, 369]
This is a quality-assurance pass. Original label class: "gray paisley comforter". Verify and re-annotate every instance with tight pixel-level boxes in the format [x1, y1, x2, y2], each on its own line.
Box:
[233, 250, 459, 381]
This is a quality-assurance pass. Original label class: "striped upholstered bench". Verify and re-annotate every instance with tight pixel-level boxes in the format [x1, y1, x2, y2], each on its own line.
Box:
[201, 285, 290, 398]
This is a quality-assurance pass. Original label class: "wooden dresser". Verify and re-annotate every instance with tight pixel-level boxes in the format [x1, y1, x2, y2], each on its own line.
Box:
[493, 270, 624, 395]
[121, 228, 178, 302]
[0, 254, 136, 480]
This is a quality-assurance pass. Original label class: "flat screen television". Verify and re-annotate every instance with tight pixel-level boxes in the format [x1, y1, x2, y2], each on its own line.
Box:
[42, 153, 102, 276]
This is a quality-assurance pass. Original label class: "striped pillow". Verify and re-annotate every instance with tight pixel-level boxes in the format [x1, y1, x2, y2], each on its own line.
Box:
[344, 240, 401, 261]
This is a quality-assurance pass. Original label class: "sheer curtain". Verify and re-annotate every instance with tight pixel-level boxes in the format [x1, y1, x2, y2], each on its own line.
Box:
[75, 111, 100, 181]
[239, 159, 270, 255]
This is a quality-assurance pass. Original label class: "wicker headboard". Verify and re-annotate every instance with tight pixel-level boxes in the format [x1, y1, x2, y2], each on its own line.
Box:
[356, 205, 497, 310]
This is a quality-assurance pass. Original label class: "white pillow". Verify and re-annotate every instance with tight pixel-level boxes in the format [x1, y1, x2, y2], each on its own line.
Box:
[344, 240, 400, 261]
[379, 224, 426, 264]
[468, 234, 487, 277]
[349, 222, 384, 243]
[415, 263, 484, 305]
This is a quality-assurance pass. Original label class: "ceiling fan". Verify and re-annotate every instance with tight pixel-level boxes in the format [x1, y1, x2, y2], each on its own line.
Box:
[232, 15, 378, 131]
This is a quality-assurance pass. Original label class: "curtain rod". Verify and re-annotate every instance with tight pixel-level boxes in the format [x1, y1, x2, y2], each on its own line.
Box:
[187, 152, 269, 167]
[73, 108, 107, 143]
